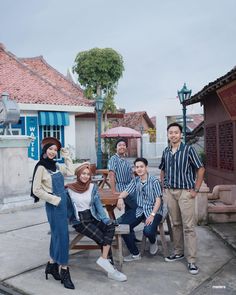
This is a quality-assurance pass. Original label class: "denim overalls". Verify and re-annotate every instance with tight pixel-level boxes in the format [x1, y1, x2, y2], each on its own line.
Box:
[45, 170, 69, 265]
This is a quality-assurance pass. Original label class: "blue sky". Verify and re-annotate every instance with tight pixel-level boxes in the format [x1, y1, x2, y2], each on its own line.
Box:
[1, 0, 235, 117]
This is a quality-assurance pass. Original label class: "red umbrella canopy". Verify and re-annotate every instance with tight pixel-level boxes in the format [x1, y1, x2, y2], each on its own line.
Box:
[101, 126, 141, 138]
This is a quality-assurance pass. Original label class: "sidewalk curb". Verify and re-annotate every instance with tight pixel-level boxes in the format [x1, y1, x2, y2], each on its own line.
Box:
[0, 282, 28, 295]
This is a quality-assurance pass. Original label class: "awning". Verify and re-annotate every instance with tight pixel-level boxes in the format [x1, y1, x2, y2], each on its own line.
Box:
[39, 112, 69, 126]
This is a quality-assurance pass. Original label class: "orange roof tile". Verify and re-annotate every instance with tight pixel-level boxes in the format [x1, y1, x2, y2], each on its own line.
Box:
[111, 111, 155, 130]
[20, 56, 86, 100]
[0, 44, 93, 107]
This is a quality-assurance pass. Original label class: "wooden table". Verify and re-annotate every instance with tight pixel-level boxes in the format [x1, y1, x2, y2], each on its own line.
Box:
[99, 188, 119, 219]
[69, 188, 129, 267]
[95, 169, 111, 189]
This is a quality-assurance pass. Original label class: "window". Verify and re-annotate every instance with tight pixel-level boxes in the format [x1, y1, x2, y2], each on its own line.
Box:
[219, 121, 234, 171]
[206, 125, 217, 168]
[40, 125, 64, 162]
[42, 125, 61, 141]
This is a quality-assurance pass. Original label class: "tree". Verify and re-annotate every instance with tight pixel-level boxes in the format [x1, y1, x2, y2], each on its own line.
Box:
[73, 47, 124, 112]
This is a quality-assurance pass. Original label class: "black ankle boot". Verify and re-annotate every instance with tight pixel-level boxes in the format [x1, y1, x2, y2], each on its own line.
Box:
[45, 261, 61, 280]
[60, 267, 75, 289]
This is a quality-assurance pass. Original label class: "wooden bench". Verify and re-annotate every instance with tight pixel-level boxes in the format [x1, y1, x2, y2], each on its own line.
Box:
[70, 224, 129, 267]
[141, 214, 173, 257]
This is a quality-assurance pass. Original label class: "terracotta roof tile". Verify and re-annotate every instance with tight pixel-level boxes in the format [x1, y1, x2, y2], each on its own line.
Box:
[111, 111, 155, 130]
[0, 45, 93, 107]
[20, 56, 86, 100]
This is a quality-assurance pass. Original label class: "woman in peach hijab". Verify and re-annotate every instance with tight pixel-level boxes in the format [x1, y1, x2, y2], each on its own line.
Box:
[67, 162, 127, 282]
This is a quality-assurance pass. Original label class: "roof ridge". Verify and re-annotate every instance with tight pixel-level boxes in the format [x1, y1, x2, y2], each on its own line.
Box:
[20, 55, 84, 92]
[1, 46, 91, 106]
[186, 66, 236, 105]
[125, 111, 146, 115]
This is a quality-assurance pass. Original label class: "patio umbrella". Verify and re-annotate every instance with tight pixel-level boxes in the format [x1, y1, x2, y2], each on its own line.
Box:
[101, 126, 141, 138]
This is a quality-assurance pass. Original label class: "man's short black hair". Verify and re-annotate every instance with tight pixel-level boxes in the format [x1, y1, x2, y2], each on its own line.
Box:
[167, 122, 183, 133]
[134, 157, 148, 166]
[115, 138, 128, 147]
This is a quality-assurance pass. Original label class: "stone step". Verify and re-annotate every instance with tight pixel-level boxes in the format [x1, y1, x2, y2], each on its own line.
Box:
[208, 201, 236, 223]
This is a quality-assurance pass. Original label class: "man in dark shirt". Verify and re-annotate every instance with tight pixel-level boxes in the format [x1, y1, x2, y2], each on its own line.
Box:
[159, 122, 205, 275]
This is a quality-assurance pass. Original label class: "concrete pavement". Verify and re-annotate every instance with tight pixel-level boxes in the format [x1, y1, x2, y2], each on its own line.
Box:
[0, 205, 236, 295]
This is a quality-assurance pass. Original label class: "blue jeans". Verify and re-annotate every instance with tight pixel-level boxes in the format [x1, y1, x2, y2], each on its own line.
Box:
[124, 192, 137, 211]
[46, 171, 69, 265]
[118, 209, 162, 255]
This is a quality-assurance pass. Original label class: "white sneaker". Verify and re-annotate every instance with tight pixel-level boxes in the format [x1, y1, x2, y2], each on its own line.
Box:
[149, 241, 158, 255]
[96, 257, 115, 273]
[108, 270, 127, 282]
[123, 253, 141, 262]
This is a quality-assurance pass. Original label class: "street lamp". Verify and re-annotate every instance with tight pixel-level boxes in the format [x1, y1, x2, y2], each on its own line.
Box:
[177, 83, 192, 143]
[139, 125, 144, 157]
[95, 95, 104, 169]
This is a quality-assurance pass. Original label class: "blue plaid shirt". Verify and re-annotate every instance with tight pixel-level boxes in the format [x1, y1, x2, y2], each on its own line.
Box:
[125, 174, 163, 218]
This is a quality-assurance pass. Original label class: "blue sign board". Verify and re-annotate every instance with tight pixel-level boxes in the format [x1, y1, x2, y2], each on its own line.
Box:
[26, 117, 39, 160]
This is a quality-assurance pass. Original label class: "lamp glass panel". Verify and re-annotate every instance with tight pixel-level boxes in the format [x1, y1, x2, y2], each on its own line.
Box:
[95, 97, 104, 111]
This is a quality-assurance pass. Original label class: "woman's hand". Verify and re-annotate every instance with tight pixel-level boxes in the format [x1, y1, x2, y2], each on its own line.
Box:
[117, 198, 124, 211]
[60, 148, 70, 158]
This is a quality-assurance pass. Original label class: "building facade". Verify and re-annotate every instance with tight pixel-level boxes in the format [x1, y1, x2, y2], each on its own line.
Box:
[186, 67, 236, 189]
[0, 44, 95, 174]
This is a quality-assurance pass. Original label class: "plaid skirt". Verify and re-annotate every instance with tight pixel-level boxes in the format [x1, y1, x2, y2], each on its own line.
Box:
[73, 209, 115, 246]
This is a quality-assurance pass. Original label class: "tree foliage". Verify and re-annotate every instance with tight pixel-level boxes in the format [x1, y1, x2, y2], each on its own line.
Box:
[73, 47, 124, 112]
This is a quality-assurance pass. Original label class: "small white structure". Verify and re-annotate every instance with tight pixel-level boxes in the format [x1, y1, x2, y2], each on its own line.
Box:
[0, 135, 32, 212]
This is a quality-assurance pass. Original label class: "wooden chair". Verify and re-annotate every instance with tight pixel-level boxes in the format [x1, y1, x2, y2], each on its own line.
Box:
[141, 214, 173, 257]
[90, 163, 97, 176]
[69, 224, 129, 267]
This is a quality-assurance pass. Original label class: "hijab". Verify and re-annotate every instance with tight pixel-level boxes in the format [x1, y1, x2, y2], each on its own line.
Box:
[66, 162, 91, 194]
[30, 143, 58, 203]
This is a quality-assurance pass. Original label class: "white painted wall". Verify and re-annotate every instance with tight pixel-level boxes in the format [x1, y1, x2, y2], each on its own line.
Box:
[64, 113, 76, 159]
[75, 117, 96, 164]
[143, 133, 157, 158]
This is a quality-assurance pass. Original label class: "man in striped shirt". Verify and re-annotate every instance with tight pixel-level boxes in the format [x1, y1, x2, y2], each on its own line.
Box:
[108, 138, 137, 210]
[117, 158, 163, 262]
[159, 122, 205, 275]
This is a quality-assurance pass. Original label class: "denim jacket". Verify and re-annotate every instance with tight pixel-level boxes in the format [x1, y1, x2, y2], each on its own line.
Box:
[67, 184, 110, 226]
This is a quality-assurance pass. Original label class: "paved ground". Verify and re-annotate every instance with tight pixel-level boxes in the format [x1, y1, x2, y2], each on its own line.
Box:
[0, 205, 236, 295]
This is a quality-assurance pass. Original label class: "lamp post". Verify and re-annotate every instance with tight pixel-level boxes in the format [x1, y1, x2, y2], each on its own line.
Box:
[95, 95, 104, 169]
[139, 125, 144, 157]
[177, 83, 192, 143]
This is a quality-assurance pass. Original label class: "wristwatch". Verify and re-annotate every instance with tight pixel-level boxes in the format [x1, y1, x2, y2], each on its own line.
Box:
[150, 212, 155, 217]
[194, 188, 200, 193]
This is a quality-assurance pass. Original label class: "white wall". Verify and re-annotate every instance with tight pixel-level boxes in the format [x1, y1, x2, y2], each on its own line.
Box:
[75, 117, 96, 164]
[64, 113, 76, 159]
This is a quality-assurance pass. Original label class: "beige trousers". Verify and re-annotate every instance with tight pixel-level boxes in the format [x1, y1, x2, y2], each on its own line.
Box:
[165, 189, 197, 263]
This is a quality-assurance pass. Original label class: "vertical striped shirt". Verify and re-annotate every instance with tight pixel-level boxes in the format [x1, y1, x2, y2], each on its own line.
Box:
[108, 154, 133, 192]
[125, 174, 163, 218]
[159, 142, 203, 189]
